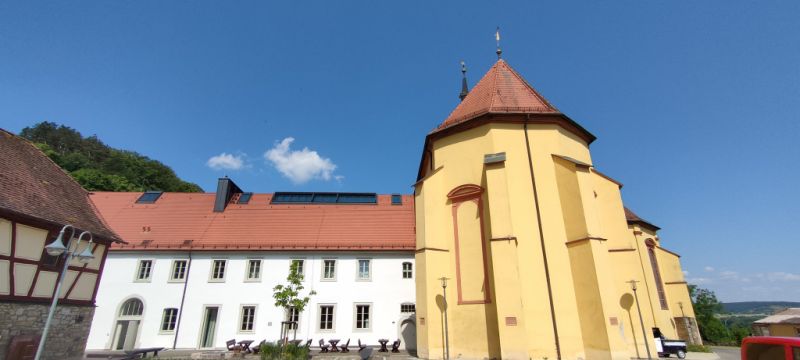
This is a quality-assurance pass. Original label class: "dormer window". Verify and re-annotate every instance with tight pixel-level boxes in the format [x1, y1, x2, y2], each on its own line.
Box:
[136, 191, 163, 204]
[391, 194, 402, 205]
[237, 192, 253, 204]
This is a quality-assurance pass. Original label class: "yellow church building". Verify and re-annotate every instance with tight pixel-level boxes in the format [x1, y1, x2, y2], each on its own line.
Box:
[413, 58, 700, 360]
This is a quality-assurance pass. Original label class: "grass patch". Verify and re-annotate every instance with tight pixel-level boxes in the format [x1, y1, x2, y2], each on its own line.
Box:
[687, 344, 713, 353]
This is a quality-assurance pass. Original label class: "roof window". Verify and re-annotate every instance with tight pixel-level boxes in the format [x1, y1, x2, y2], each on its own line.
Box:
[136, 191, 163, 204]
[271, 192, 377, 205]
[391, 194, 402, 205]
[237, 192, 253, 204]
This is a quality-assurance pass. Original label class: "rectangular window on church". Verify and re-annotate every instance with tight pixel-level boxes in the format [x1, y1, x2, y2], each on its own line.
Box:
[357, 259, 371, 281]
[322, 259, 336, 280]
[136, 260, 152, 282]
[160, 308, 178, 332]
[170, 260, 187, 282]
[240, 305, 256, 332]
[210, 259, 226, 282]
[319, 305, 335, 331]
[246, 259, 261, 281]
[354, 304, 371, 330]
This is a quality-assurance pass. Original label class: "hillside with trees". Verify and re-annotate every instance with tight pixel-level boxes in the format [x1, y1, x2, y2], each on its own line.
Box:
[19, 122, 202, 192]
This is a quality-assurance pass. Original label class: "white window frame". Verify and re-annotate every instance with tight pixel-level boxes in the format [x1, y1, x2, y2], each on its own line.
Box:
[169, 259, 188, 283]
[209, 259, 227, 282]
[287, 306, 301, 331]
[159, 308, 178, 333]
[245, 259, 262, 282]
[400, 303, 416, 314]
[321, 259, 337, 281]
[238, 305, 257, 333]
[353, 303, 372, 331]
[291, 259, 306, 280]
[402, 262, 413, 279]
[356, 258, 372, 281]
[134, 259, 153, 282]
[318, 304, 336, 332]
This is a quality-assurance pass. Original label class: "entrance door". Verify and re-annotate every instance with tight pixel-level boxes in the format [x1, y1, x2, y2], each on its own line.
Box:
[400, 319, 417, 351]
[112, 320, 140, 350]
[111, 298, 143, 350]
[200, 307, 219, 348]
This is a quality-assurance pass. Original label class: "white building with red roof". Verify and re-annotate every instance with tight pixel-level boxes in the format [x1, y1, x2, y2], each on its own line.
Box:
[86, 177, 417, 352]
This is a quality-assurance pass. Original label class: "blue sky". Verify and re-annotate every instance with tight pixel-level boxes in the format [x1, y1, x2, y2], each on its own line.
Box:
[2, 1, 799, 302]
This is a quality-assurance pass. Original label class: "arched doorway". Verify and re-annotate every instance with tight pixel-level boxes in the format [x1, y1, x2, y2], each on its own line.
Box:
[400, 318, 417, 352]
[111, 298, 143, 350]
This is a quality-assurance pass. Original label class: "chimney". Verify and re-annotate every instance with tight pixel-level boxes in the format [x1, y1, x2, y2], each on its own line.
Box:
[214, 177, 242, 212]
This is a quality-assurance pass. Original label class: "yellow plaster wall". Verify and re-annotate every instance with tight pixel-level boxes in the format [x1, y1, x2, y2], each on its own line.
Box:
[415, 120, 699, 359]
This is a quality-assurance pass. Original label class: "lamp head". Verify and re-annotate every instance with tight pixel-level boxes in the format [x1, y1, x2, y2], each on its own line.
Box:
[45, 229, 69, 256]
[76, 245, 95, 264]
[75, 231, 94, 263]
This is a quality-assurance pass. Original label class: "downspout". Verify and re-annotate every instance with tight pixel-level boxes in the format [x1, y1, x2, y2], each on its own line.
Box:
[173, 251, 192, 349]
[523, 118, 562, 360]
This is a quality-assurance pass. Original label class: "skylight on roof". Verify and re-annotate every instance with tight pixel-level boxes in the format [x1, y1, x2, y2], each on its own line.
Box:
[271, 192, 377, 205]
[391, 194, 402, 205]
[238, 192, 253, 204]
[136, 191, 163, 204]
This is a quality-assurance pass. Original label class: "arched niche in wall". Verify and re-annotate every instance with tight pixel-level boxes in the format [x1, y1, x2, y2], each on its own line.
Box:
[447, 184, 491, 305]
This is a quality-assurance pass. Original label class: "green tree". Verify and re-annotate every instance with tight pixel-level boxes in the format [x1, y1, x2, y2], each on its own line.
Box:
[690, 285, 733, 344]
[70, 169, 141, 192]
[272, 261, 316, 343]
[20, 121, 202, 192]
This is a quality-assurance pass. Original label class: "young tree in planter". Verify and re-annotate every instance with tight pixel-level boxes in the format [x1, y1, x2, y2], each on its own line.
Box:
[273, 261, 316, 344]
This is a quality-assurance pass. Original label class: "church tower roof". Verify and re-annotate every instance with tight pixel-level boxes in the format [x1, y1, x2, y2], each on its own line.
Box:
[438, 59, 560, 130]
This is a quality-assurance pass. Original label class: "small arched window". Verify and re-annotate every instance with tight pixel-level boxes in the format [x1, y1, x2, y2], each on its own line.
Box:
[402, 262, 413, 279]
[120, 298, 143, 316]
[646, 239, 669, 310]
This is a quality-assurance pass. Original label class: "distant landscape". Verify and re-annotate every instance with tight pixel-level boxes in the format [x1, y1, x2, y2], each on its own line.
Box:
[722, 301, 800, 315]
[718, 301, 800, 334]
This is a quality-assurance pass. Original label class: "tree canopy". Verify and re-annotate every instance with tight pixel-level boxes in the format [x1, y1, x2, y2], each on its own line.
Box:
[20, 122, 202, 193]
[690, 284, 751, 345]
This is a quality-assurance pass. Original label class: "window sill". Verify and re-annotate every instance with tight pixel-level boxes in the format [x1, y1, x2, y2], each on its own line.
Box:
[244, 278, 262, 283]
[167, 279, 186, 283]
[208, 279, 226, 283]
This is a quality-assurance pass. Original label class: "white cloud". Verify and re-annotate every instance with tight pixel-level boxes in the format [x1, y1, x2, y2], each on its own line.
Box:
[765, 272, 800, 282]
[207, 153, 245, 171]
[686, 277, 712, 285]
[264, 137, 338, 184]
[683, 270, 690, 277]
[704, 266, 715, 272]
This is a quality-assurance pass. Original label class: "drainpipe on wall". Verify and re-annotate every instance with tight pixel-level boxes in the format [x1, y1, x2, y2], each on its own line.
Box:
[523, 119, 562, 360]
[173, 251, 192, 349]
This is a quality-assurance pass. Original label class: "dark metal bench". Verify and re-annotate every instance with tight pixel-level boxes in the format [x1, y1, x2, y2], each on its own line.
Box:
[122, 347, 165, 359]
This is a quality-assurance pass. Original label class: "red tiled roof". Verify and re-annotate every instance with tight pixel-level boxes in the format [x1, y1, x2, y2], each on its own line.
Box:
[437, 59, 560, 130]
[624, 207, 660, 231]
[0, 129, 122, 243]
[90, 192, 415, 251]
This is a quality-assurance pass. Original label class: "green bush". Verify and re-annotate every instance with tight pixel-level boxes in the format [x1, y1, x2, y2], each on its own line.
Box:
[260, 342, 309, 360]
[687, 344, 712, 353]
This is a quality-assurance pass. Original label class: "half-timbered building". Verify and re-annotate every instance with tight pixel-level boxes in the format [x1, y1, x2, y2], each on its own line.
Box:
[0, 129, 123, 360]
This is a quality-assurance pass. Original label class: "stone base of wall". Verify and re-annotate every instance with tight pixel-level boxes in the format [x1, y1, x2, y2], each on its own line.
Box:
[0, 301, 94, 360]
[674, 316, 703, 345]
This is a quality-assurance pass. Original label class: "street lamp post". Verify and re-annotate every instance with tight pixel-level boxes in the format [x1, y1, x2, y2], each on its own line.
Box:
[34, 225, 95, 360]
[628, 280, 652, 360]
[439, 277, 450, 360]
